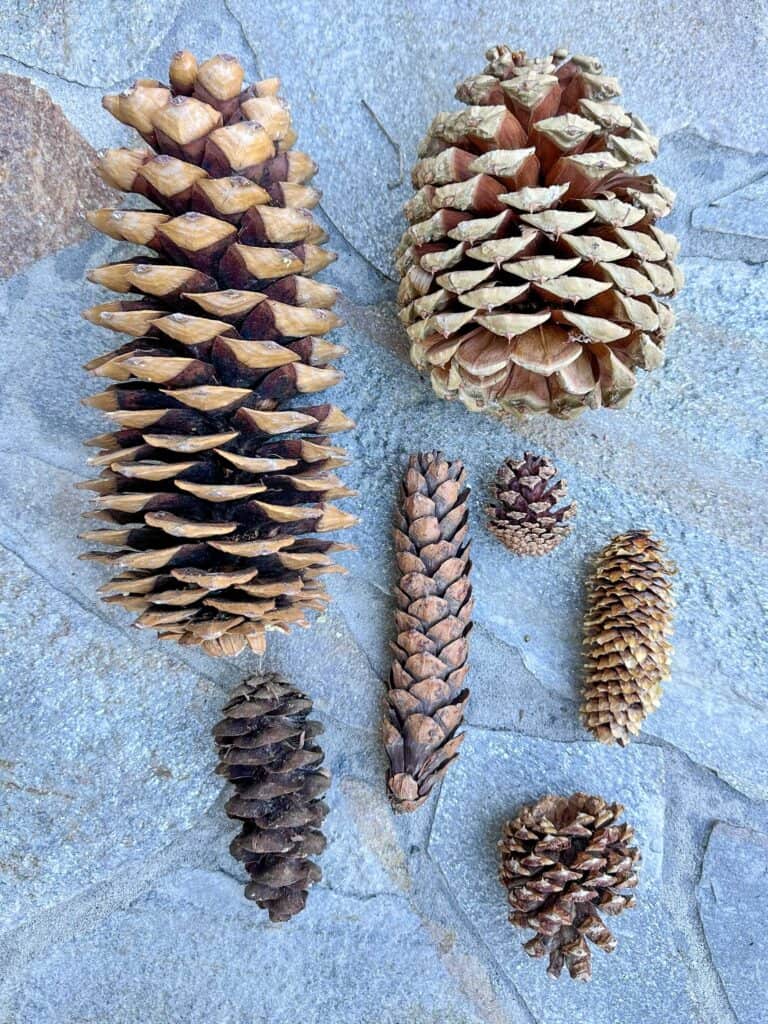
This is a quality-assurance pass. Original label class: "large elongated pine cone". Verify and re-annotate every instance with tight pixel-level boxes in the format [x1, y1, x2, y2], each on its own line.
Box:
[499, 793, 640, 981]
[78, 51, 357, 657]
[213, 672, 330, 921]
[384, 452, 473, 812]
[582, 530, 675, 745]
[396, 46, 682, 418]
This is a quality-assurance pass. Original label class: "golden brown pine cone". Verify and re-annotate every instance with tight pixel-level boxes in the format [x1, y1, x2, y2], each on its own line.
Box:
[396, 46, 682, 419]
[499, 792, 640, 981]
[486, 451, 575, 555]
[582, 530, 675, 745]
[213, 672, 330, 921]
[79, 52, 357, 657]
[384, 452, 473, 812]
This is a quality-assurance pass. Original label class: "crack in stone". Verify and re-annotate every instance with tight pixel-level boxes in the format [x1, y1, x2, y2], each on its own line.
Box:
[319, 201, 396, 282]
[0, 531, 227, 692]
[0, 53, 98, 89]
[221, 0, 265, 78]
[424, 854, 539, 1024]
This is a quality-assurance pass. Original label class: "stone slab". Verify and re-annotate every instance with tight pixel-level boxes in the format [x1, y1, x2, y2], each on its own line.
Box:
[0, 75, 116, 277]
[7, 869, 493, 1024]
[698, 822, 768, 1024]
[0, 545, 222, 932]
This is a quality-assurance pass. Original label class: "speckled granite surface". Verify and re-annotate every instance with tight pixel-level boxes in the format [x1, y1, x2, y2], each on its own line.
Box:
[0, 2, 766, 1021]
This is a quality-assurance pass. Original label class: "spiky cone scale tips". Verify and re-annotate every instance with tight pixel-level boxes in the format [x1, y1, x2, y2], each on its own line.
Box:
[213, 672, 330, 921]
[396, 46, 682, 419]
[582, 530, 675, 745]
[80, 51, 357, 657]
[486, 451, 575, 555]
[384, 451, 473, 812]
[499, 792, 640, 981]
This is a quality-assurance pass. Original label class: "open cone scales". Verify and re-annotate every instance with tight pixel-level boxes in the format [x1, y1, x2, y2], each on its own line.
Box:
[396, 46, 682, 418]
[79, 50, 357, 657]
[213, 672, 330, 921]
[486, 451, 575, 555]
[499, 792, 640, 981]
[582, 530, 675, 745]
[384, 452, 473, 812]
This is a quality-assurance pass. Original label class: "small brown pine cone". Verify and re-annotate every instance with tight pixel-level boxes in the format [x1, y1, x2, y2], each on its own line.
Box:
[485, 452, 575, 555]
[384, 451, 473, 813]
[582, 530, 675, 745]
[213, 672, 330, 921]
[79, 51, 357, 658]
[499, 793, 640, 981]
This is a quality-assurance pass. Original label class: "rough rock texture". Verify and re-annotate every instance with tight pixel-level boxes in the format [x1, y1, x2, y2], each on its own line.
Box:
[697, 823, 768, 1024]
[0, 75, 116, 276]
[692, 175, 768, 242]
[0, 2, 766, 1023]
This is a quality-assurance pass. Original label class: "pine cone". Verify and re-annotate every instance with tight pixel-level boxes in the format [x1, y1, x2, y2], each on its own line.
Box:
[78, 51, 357, 657]
[486, 452, 575, 555]
[582, 530, 675, 745]
[213, 671, 330, 921]
[396, 47, 682, 419]
[499, 792, 640, 981]
[384, 452, 473, 812]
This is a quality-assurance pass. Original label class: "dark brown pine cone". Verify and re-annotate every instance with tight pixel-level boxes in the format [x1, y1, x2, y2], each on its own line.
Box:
[485, 451, 575, 555]
[213, 671, 330, 921]
[499, 792, 640, 981]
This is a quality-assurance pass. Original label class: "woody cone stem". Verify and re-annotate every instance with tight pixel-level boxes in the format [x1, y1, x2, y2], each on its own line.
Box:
[79, 51, 357, 657]
[384, 452, 473, 812]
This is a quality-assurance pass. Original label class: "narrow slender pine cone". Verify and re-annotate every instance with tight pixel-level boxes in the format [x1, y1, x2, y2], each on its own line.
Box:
[384, 451, 473, 812]
[396, 46, 683, 418]
[213, 671, 329, 921]
[499, 792, 640, 981]
[486, 451, 575, 555]
[79, 51, 357, 657]
[582, 530, 675, 745]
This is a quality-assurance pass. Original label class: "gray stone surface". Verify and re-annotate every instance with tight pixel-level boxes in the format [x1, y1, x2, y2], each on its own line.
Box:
[693, 174, 768, 242]
[0, 1, 767, 1022]
[698, 823, 768, 1024]
[0, 546, 222, 931]
[0, 0, 185, 86]
[8, 870, 491, 1024]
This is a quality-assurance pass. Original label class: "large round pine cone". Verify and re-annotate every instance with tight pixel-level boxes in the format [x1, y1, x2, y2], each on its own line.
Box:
[582, 530, 675, 745]
[499, 793, 640, 981]
[213, 672, 330, 921]
[79, 51, 356, 657]
[486, 451, 575, 555]
[396, 47, 682, 419]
